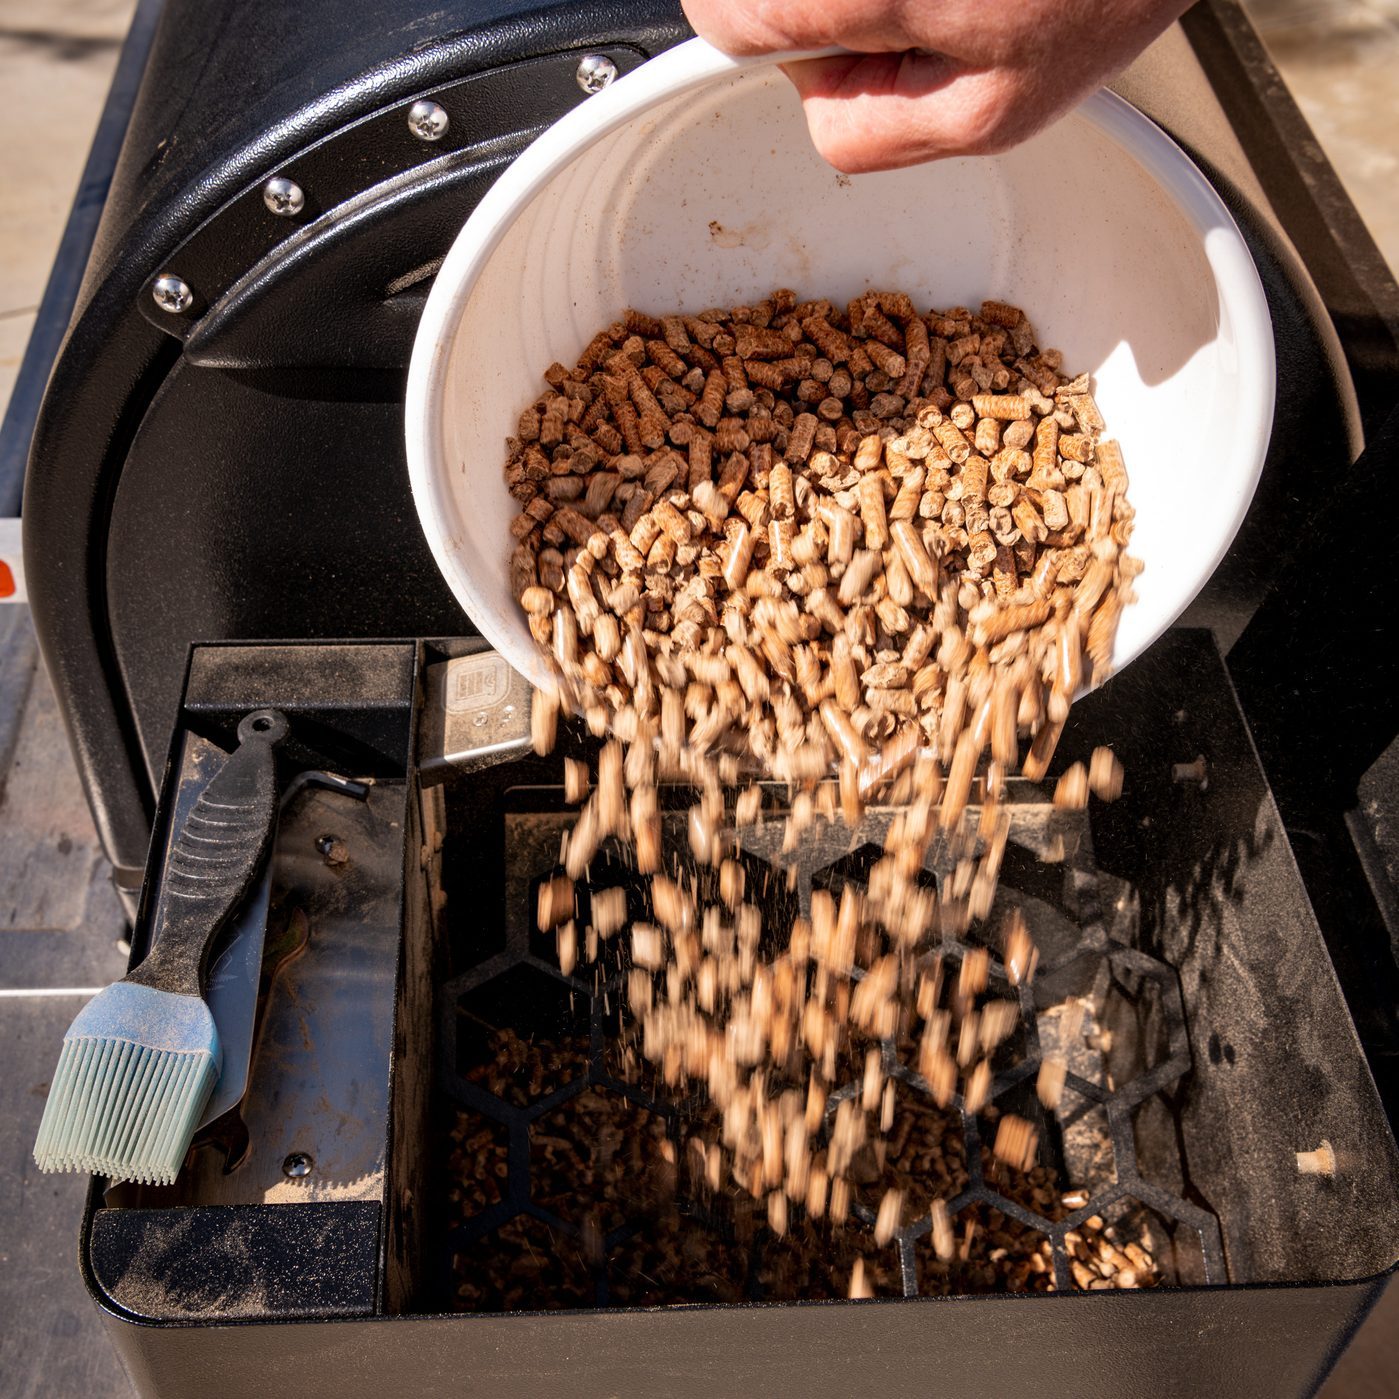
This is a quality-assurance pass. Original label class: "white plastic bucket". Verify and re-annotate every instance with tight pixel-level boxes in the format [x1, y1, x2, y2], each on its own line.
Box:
[406, 39, 1275, 692]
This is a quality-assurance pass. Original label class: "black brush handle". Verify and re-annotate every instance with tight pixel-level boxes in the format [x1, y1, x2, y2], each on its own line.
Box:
[128, 710, 289, 998]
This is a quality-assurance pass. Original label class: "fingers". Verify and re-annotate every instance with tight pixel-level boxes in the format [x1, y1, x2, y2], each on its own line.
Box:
[683, 0, 1198, 171]
[681, 0, 928, 56]
[781, 53, 1048, 172]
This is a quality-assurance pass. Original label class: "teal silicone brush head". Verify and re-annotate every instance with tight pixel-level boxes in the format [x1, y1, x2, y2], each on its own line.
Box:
[33, 982, 221, 1186]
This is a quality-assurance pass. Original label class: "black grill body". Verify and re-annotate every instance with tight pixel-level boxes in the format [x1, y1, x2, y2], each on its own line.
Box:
[23, 0, 691, 903]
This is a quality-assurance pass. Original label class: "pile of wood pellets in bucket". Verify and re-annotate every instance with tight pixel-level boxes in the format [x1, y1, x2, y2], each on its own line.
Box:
[498, 289, 1153, 1300]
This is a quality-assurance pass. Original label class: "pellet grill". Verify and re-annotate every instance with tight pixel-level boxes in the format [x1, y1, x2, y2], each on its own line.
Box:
[13, 2, 1399, 1396]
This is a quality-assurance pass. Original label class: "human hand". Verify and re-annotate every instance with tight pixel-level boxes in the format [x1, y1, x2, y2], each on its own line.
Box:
[680, 0, 1193, 172]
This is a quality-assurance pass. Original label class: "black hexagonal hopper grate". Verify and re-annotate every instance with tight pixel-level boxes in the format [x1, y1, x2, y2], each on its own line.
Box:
[433, 776, 1225, 1310]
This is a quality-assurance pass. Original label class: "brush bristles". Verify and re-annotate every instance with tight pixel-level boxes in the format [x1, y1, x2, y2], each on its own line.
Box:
[34, 1037, 218, 1185]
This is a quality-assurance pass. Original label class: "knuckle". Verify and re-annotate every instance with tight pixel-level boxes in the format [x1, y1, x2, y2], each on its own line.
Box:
[943, 82, 1033, 156]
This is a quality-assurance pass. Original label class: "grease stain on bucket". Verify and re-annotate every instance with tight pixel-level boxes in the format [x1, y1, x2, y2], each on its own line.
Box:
[707, 218, 772, 250]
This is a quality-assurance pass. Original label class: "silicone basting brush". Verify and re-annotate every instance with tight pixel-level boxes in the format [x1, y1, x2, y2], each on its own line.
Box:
[33, 710, 287, 1185]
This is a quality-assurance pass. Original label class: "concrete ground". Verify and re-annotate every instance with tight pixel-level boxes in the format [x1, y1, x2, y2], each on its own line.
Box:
[0, 610, 130, 1399]
[0, 3, 1394, 1397]
[2, 8, 146, 1394]
[1245, 0, 1399, 271]
[0, 0, 134, 424]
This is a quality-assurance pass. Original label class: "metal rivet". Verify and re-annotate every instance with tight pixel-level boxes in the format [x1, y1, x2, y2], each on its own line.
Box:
[576, 54, 618, 94]
[151, 274, 192, 314]
[315, 832, 349, 866]
[282, 1152, 314, 1178]
[407, 99, 449, 141]
[263, 175, 305, 217]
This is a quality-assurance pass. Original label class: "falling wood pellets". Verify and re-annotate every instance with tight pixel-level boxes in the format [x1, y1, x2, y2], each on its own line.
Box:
[874, 1187, 904, 1246]
[1037, 1058, 1067, 1110]
[931, 1200, 956, 1261]
[994, 1115, 1041, 1173]
[591, 885, 627, 939]
[508, 290, 1148, 1296]
[1088, 745, 1124, 800]
[564, 756, 590, 803]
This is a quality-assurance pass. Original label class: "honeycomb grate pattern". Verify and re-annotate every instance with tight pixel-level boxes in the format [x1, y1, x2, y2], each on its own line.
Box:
[437, 786, 1226, 1308]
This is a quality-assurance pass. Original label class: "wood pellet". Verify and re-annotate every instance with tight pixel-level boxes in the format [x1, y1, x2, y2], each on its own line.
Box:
[500, 291, 1149, 1299]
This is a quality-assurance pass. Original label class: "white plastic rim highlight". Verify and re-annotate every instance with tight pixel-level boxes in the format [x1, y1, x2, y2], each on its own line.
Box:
[406, 38, 1275, 693]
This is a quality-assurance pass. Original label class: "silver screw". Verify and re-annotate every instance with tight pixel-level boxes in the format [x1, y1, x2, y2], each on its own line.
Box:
[407, 99, 449, 142]
[576, 54, 618, 94]
[151, 274, 192, 314]
[282, 1152, 314, 1178]
[263, 176, 305, 217]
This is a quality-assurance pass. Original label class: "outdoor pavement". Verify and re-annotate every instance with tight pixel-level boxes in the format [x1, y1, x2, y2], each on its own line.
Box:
[2, 4, 141, 1394]
[0, 3, 1395, 1397]
[0, 607, 131, 1399]
[1246, 0, 1399, 271]
[0, 0, 134, 424]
